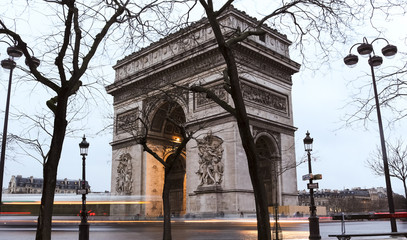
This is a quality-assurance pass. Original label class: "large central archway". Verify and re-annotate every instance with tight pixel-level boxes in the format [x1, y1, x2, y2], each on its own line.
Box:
[148, 101, 187, 216]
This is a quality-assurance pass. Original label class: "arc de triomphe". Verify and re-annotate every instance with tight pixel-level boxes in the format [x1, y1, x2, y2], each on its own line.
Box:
[106, 6, 300, 217]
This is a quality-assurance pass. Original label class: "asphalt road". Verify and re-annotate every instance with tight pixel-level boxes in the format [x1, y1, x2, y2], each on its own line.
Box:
[0, 218, 307, 240]
[1, 217, 407, 240]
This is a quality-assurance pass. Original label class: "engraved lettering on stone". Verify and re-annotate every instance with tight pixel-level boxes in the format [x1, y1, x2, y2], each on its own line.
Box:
[241, 83, 287, 113]
[116, 153, 133, 195]
[196, 133, 224, 186]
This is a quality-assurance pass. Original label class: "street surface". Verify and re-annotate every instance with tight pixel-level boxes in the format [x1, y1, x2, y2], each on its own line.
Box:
[1, 216, 407, 239]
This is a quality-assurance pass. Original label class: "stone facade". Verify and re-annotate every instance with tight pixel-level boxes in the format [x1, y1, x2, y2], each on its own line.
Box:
[7, 175, 89, 194]
[106, 6, 300, 217]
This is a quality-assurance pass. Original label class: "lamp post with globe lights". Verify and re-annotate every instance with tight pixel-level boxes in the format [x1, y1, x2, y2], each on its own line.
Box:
[344, 37, 398, 232]
[0, 42, 40, 205]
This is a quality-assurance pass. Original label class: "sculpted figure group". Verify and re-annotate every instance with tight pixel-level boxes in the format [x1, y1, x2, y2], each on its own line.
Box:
[196, 133, 224, 186]
[116, 153, 133, 195]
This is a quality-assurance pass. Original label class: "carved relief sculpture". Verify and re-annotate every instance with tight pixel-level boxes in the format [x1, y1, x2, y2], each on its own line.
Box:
[116, 108, 140, 134]
[241, 82, 288, 113]
[195, 84, 228, 109]
[116, 153, 133, 195]
[196, 133, 224, 186]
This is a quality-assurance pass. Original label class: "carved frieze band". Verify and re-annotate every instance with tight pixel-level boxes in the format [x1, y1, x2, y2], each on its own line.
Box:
[241, 82, 288, 114]
[194, 84, 228, 110]
[194, 82, 288, 115]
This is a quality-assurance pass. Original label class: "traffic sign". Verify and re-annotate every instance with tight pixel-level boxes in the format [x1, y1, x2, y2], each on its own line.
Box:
[302, 174, 313, 181]
[313, 174, 322, 180]
[77, 189, 88, 195]
[307, 183, 319, 189]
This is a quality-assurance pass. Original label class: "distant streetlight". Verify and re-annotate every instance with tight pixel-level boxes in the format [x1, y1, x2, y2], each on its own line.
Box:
[78, 135, 90, 240]
[303, 131, 321, 240]
[0, 42, 40, 205]
[344, 37, 398, 233]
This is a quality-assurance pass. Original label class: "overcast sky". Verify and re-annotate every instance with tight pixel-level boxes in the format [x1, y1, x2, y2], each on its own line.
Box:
[1, 1, 407, 196]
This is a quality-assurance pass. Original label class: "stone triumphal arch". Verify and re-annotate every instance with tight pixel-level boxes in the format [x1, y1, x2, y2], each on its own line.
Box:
[106, 6, 300, 217]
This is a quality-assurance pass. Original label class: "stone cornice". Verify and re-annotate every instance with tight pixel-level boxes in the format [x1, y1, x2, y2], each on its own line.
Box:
[190, 188, 254, 196]
[250, 118, 297, 136]
[110, 137, 136, 150]
[185, 113, 235, 131]
[111, 134, 179, 150]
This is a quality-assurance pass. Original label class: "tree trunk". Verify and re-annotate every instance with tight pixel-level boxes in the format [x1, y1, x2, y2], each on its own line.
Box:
[35, 94, 68, 240]
[162, 169, 172, 240]
[403, 178, 407, 210]
[201, 6, 271, 239]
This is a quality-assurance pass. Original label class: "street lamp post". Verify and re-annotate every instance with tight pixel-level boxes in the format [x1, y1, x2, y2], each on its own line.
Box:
[0, 43, 39, 205]
[0, 46, 21, 205]
[344, 37, 398, 232]
[79, 135, 90, 240]
[303, 131, 321, 240]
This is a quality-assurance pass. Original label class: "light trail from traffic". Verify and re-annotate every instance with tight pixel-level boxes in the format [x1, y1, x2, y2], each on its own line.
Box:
[2, 200, 149, 205]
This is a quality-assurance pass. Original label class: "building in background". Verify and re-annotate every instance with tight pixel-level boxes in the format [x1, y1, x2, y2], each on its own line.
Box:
[7, 175, 90, 194]
[298, 187, 389, 215]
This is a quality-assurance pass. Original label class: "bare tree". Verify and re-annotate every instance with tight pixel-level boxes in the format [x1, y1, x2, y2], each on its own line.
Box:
[1, 1, 404, 240]
[115, 91, 199, 240]
[137, 101, 192, 240]
[190, 1, 361, 239]
[367, 139, 407, 199]
[5, 105, 87, 166]
[269, 146, 305, 240]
